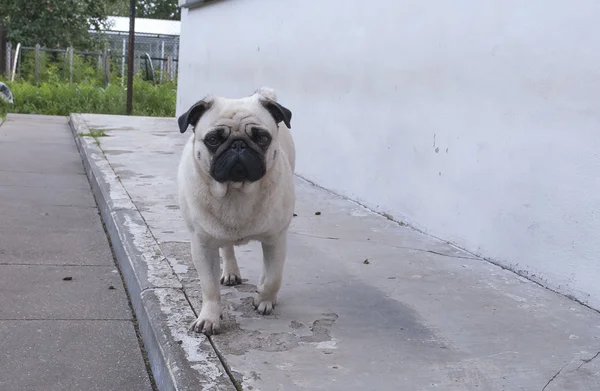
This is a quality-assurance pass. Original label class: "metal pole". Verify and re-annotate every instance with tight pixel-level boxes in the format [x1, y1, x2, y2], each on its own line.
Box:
[126, 0, 136, 115]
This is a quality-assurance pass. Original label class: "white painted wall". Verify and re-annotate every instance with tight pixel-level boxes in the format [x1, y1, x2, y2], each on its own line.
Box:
[177, 0, 600, 309]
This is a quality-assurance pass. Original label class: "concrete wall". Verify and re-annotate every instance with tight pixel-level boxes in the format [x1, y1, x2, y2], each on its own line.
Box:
[176, 0, 600, 309]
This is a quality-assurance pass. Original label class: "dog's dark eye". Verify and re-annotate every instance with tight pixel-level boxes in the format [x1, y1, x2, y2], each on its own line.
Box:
[205, 135, 219, 146]
[251, 128, 271, 146]
[256, 134, 270, 145]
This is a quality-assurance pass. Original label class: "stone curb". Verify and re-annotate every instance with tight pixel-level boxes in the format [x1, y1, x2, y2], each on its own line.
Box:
[68, 114, 235, 391]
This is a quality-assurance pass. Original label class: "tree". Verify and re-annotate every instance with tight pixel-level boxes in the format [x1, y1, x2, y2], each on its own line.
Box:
[137, 0, 181, 20]
[109, 0, 181, 20]
[0, 0, 120, 48]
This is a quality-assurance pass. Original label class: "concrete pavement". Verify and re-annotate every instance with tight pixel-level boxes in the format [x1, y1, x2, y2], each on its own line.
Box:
[0, 114, 154, 391]
[70, 113, 600, 391]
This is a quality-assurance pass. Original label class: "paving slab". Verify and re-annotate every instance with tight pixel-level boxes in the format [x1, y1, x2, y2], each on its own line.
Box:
[0, 202, 105, 233]
[0, 320, 152, 391]
[0, 265, 131, 320]
[72, 113, 600, 391]
[0, 201, 115, 266]
[0, 229, 115, 266]
[0, 115, 153, 391]
[0, 170, 91, 189]
[0, 184, 96, 207]
[0, 114, 77, 144]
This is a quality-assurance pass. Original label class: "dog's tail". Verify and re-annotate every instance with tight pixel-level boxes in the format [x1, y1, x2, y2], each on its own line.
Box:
[255, 86, 277, 102]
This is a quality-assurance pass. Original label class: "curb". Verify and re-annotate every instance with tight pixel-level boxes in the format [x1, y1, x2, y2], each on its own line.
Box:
[69, 114, 235, 391]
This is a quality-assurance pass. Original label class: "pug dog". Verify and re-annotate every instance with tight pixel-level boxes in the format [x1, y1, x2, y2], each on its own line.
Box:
[177, 87, 295, 335]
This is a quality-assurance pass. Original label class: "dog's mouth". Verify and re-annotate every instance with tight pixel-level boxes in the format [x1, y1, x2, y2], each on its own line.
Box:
[211, 141, 266, 183]
[229, 162, 248, 182]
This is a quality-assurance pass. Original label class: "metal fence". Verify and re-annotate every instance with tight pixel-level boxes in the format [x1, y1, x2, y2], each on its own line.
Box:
[4, 33, 179, 86]
[95, 30, 179, 83]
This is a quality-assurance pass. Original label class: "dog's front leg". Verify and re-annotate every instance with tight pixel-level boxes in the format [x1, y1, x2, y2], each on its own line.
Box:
[254, 233, 287, 315]
[190, 235, 221, 335]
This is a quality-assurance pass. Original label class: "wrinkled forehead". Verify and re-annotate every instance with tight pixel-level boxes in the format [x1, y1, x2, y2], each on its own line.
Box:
[197, 95, 272, 132]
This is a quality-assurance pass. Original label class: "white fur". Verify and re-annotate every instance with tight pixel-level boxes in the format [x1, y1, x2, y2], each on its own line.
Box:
[177, 88, 295, 334]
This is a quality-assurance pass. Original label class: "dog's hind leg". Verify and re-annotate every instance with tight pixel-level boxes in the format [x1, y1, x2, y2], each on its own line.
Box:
[220, 244, 242, 286]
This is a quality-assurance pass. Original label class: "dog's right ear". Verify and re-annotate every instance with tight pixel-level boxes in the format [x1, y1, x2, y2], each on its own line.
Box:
[178, 99, 212, 133]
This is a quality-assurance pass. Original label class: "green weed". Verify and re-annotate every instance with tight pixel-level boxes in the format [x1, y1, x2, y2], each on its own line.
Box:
[78, 128, 107, 138]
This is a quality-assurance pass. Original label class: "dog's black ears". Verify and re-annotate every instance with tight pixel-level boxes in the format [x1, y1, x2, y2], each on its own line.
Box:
[260, 99, 292, 129]
[178, 99, 212, 133]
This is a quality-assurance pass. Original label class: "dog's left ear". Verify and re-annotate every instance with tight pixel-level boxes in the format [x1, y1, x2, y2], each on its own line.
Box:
[178, 99, 212, 133]
[260, 99, 292, 130]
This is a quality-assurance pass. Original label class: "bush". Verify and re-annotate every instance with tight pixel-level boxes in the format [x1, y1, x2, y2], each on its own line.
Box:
[0, 77, 176, 118]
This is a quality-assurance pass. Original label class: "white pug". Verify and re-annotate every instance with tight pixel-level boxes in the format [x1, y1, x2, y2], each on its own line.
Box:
[177, 87, 295, 335]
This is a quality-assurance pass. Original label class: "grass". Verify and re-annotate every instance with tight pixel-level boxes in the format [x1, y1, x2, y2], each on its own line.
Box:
[0, 51, 176, 118]
[0, 77, 176, 118]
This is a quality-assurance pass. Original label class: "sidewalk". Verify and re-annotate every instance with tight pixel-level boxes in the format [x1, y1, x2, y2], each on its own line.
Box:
[0, 114, 153, 391]
[70, 113, 600, 391]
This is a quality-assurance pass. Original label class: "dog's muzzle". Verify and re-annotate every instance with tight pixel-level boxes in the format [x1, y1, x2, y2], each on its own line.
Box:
[211, 140, 266, 183]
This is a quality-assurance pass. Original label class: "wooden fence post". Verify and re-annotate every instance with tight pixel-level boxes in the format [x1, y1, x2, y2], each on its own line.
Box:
[160, 40, 165, 83]
[11, 42, 20, 82]
[68, 47, 74, 84]
[62, 49, 67, 80]
[103, 47, 110, 87]
[5, 42, 11, 80]
[35, 44, 40, 84]
[166, 55, 173, 82]
[121, 39, 126, 86]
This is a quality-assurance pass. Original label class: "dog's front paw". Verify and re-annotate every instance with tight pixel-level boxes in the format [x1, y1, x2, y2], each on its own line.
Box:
[220, 272, 242, 286]
[253, 294, 276, 315]
[189, 314, 220, 335]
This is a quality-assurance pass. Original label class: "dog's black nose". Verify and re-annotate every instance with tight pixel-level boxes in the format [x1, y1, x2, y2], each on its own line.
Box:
[231, 140, 247, 152]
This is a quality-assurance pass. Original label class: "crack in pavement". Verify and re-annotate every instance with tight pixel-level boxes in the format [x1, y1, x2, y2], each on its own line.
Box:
[541, 362, 569, 391]
[574, 350, 600, 372]
[541, 350, 600, 391]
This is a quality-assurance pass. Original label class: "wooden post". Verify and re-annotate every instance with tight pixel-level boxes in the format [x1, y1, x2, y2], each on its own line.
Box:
[166, 56, 173, 82]
[5, 42, 11, 80]
[62, 49, 67, 80]
[35, 44, 41, 84]
[173, 42, 178, 81]
[121, 38, 126, 86]
[103, 47, 110, 87]
[68, 47, 73, 84]
[11, 42, 20, 82]
[159, 40, 165, 83]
